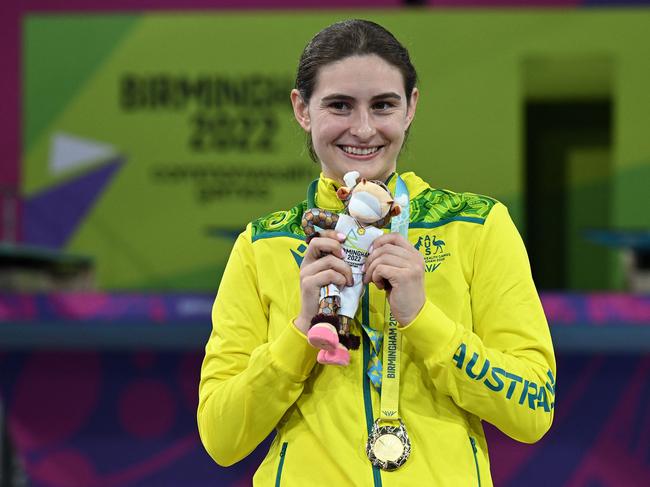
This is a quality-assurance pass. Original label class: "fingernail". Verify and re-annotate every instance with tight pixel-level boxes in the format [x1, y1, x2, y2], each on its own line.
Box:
[361, 264, 365, 272]
[337, 233, 346, 241]
[339, 249, 346, 258]
[368, 245, 374, 253]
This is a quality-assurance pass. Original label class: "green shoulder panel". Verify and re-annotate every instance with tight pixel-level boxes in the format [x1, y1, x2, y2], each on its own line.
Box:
[250, 189, 496, 239]
[251, 200, 307, 241]
[410, 188, 497, 226]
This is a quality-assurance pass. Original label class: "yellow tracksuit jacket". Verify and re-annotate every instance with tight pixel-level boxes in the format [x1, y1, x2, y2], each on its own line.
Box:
[198, 172, 556, 486]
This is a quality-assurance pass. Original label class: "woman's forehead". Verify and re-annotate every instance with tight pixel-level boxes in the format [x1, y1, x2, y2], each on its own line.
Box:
[312, 54, 405, 98]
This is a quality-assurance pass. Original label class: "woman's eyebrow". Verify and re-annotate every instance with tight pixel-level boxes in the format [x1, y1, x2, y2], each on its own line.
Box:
[320, 92, 402, 102]
[321, 94, 354, 102]
[371, 92, 402, 101]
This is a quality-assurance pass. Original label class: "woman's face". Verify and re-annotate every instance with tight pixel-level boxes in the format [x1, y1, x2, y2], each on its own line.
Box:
[291, 54, 418, 183]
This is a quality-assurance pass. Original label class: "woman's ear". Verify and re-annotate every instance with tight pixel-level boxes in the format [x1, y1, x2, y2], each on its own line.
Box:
[291, 89, 311, 132]
[405, 87, 419, 130]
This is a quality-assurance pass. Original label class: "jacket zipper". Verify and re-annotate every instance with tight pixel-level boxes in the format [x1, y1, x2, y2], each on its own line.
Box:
[275, 442, 288, 487]
[362, 287, 383, 487]
[469, 436, 481, 487]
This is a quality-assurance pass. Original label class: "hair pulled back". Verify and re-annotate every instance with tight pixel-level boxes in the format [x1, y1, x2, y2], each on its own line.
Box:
[296, 19, 417, 103]
[295, 19, 418, 161]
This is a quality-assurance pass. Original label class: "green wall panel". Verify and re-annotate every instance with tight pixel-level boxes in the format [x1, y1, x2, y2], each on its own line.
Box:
[22, 10, 650, 290]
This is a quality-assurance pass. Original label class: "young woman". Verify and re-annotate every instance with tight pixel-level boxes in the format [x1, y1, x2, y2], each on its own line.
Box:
[198, 19, 556, 486]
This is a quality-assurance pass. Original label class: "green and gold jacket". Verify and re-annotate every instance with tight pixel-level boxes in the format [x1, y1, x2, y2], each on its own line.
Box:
[198, 171, 556, 486]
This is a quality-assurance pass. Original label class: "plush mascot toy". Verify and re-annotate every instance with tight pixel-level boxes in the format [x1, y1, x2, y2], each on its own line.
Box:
[301, 171, 402, 366]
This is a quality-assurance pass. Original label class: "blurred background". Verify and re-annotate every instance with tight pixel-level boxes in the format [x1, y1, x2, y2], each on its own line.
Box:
[1, 1, 649, 486]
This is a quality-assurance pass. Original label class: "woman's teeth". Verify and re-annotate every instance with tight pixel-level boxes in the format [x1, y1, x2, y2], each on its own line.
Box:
[340, 146, 380, 156]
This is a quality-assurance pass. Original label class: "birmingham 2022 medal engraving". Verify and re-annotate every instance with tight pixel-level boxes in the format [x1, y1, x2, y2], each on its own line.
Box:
[366, 419, 411, 471]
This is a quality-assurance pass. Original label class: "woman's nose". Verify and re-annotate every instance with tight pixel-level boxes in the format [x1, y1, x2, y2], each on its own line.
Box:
[349, 110, 376, 140]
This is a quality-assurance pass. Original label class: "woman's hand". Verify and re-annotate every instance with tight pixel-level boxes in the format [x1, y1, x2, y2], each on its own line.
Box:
[362, 233, 426, 326]
[294, 230, 353, 335]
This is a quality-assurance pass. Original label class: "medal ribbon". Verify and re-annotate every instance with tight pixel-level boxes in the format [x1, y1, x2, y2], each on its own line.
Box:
[380, 310, 401, 422]
[380, 175, 409, 423]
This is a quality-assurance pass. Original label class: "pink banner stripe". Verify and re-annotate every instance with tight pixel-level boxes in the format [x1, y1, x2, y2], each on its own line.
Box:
[0, 2, 20, 188]
[0, 292, 648, 324]
[16, 0, 400, 13]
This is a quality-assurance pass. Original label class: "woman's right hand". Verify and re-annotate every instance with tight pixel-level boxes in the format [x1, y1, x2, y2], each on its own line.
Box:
[294, 230, 353, 335]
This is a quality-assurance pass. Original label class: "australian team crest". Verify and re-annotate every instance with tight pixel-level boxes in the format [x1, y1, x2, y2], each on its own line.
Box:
[414, 235, 450, 272]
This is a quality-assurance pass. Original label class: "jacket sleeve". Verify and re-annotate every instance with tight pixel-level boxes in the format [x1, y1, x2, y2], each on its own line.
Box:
[399, 203, 556, 443]
[197, 225, 318, 466]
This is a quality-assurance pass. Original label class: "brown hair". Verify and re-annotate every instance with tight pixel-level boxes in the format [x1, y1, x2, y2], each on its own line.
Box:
[295, 19, 418, 162]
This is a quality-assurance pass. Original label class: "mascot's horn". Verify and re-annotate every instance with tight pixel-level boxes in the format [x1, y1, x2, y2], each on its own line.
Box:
[343, 171, 360, 189]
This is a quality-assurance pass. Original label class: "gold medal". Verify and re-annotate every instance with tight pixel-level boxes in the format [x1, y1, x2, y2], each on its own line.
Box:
[366, 419, 411, 471]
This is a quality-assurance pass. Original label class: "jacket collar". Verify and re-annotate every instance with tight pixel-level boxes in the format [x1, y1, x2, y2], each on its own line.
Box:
[307, 171, 430, 211]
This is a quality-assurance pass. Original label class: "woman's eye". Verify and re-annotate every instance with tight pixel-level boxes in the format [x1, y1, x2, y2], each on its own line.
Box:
[329, 101, 351, 111]
[373, 101, 394, 111]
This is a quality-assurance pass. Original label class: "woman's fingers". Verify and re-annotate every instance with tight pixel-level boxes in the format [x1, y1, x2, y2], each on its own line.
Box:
[303, 269, 349, 290]
[302, 231, 346, 264]
[301, 254, 353, 287]
[301, 229, 351, 285]
[363, 234, 416, 274]
[363, 244, 411, 272]
[369, 263, 399, 289]
[372, 233, 414, 251]
[360, 234, 426, 325]
[363, 246, 419, 285]
[296, 230, 350, 334]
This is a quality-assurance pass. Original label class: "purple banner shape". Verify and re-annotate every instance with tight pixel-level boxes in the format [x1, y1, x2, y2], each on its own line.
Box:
[0, 351, 237, 487]
[540, 293, 650, 326]
[0, 294, 38, 321]
[585, 0, 650, 5]
[0, 293, 214, 323]
[23, 158, 124, 249]
[426, 0, 580, 6]
[1, 352, 648, 487]
[486, 354, 650, 487]
[2, 292, 648, 326]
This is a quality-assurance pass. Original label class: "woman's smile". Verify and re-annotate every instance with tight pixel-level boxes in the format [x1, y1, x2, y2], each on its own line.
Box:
[292, 54, 418, 183]
[337, 144, 384, 159]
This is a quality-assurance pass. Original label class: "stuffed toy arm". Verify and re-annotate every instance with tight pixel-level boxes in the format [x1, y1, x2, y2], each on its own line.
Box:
[301, 208, 340, 241]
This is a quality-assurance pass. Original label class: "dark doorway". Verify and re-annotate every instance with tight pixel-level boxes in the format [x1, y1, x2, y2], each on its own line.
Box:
[525, 101, 613, 290]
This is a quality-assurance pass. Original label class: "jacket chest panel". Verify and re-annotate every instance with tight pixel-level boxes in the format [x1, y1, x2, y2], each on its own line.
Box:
[256, 237, 304, 341]
[410, 227, 473, 323]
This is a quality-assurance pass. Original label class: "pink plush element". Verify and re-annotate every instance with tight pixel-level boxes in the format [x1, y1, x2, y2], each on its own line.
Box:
[317, 345, 350, 366]
[307, 324, 339, 351]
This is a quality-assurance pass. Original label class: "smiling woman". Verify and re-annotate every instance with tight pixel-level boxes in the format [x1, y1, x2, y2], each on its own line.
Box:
[198, 19, 556, 487]
[290, 20, 417, 182]
[291, 54, 417, 183]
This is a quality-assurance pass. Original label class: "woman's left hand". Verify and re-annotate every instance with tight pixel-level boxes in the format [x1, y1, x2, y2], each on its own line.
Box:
[362, 233, 426, 326]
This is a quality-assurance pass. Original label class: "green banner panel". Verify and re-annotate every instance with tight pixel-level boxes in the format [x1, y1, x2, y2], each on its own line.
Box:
[23, 11, 650, 290]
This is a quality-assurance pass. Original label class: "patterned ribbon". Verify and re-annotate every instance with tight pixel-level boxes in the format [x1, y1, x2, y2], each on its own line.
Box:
[361, 174, 410, 391]
[362, 322, 384, 391]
